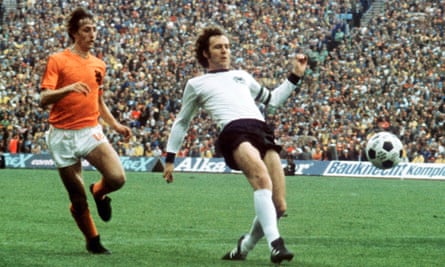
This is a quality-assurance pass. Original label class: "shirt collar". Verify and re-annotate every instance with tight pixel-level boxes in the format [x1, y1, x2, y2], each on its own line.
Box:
[207, 69, 229, 73]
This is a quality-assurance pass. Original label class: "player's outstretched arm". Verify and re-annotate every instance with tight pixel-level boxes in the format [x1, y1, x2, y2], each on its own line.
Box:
[259, 53, 308, 111]
[98, 95, 132, 141]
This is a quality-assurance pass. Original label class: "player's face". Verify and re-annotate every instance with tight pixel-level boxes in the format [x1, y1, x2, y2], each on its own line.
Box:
[73, 18, 97, 51]
[205, 35, 231, 70]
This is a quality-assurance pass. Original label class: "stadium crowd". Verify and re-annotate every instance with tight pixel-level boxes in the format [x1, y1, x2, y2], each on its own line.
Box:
[0, 0, 444, 164]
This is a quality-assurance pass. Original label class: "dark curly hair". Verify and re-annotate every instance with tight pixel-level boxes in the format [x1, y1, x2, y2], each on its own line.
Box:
[194, 26, 227, 68]
[66, 7, 95, 44]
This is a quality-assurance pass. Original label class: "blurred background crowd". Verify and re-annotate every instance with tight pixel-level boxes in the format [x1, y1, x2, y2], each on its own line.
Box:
[0, 0, 444, 164]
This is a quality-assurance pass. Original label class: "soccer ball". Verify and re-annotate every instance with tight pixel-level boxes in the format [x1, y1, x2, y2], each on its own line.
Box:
[365, 132, 403, 169]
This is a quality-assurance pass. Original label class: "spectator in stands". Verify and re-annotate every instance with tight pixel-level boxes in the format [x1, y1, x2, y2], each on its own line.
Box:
[129, 136, 144, 156]
[434, 153, 445, 164]
[312, 144, 323, 160]
[8, 133, 19, 154]
[0, 113, 11, 129]
[339, 149, 354, 161]
[284, 155, 296, 176]
[30, 139, 41, 154]
[299, 146, 313, 160]
[144, 142, 154, 157]
[411, 152, 425, 163]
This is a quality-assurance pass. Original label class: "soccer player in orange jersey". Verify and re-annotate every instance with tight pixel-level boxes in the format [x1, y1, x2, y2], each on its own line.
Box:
[40, 7, 131, 254]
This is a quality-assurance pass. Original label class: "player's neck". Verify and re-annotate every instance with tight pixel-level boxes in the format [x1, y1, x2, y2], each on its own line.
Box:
[70, 45, 89, 59]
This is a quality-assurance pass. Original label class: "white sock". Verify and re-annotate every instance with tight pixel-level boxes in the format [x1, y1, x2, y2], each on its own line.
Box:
[241, 216, 264, 253]
[253, 189, 280, 250]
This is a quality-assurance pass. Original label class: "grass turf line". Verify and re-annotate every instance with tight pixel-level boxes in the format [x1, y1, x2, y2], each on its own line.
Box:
[0, 169, 444, 267]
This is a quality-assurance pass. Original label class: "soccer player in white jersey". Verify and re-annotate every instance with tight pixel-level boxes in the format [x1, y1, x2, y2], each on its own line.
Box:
[162, 26, 307, 264]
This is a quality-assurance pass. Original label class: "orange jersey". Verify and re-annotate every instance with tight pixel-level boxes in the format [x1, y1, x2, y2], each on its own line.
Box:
[41, 49, 106, 129]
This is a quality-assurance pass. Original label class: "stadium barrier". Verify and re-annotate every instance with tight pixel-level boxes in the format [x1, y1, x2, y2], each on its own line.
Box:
[2, 153, 444, 180]
[2, 153, 163, 172]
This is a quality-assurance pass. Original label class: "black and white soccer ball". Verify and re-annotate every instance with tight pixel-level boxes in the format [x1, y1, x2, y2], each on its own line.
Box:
[365, 132, 403, 169]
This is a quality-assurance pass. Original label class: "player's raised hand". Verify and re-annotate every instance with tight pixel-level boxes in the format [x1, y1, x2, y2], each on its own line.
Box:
[291, 53, 307, 77]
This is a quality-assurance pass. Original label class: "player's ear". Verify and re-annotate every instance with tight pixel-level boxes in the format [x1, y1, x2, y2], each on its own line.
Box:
[202, 51, 208, 59]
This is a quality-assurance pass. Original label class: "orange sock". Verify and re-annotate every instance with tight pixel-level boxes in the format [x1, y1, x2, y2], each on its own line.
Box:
[70, 205, 98, 240]
[92, 178, 111, 199]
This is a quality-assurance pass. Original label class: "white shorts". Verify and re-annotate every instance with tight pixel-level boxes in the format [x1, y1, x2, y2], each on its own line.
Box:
[45, 125, 109, 168]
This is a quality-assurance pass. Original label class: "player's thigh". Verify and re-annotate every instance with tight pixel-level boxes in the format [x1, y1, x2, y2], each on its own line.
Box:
[233, 142, 272, 190]
[86, 142, 125, 182]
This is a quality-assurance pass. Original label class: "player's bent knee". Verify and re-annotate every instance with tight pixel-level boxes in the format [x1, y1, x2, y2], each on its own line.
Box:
[106, 173, 126, 190]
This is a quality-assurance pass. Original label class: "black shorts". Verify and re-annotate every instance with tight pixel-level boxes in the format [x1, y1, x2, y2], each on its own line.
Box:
[216, 119, 282, 170]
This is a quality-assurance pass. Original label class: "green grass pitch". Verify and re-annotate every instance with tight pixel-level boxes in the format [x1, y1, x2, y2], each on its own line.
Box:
[0, 169, 444, 267]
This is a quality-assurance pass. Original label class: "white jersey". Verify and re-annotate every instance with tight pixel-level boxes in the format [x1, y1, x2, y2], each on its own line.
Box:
[166, 69, 299, 153]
